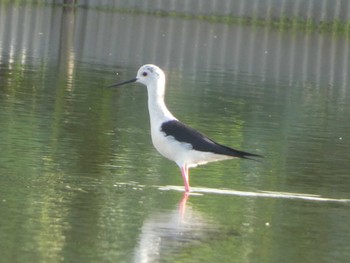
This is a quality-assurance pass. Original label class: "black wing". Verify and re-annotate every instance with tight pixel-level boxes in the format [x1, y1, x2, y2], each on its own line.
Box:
[161, 120, 261, 159]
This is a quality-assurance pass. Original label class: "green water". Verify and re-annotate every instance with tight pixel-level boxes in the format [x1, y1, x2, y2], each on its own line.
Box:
[1, 4, 350, 263]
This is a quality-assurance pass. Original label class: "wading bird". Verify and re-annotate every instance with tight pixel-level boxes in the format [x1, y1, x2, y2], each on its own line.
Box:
[109, 64, 261, 192]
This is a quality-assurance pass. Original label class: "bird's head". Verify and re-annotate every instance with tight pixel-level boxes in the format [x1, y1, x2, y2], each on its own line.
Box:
[136, 64, 165, 86]
[108, 64, 165, 89]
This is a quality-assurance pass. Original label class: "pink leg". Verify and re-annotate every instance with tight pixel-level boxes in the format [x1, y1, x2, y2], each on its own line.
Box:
[180, 165, 190, 192]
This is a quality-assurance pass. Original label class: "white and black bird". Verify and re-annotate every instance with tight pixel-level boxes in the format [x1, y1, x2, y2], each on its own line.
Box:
[109, 64, 261, 193]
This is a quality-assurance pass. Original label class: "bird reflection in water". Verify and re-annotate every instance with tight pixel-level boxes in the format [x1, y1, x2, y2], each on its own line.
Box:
[133, 193, 215, 262]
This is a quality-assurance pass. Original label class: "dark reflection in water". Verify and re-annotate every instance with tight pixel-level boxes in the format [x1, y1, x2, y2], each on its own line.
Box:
[1, 3, 350, 263]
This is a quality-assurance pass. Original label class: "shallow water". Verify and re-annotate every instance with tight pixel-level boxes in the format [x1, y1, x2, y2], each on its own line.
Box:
[0, 4, 350, 263]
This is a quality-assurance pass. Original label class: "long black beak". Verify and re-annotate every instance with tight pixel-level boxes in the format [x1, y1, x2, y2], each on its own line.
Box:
[108, 77, 138, 88]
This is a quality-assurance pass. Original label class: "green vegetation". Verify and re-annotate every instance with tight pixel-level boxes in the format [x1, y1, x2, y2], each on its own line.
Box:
[3, 1, 350, 35]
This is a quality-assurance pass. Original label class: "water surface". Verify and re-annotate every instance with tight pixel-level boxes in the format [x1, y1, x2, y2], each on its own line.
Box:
[0, 4, 350, 263]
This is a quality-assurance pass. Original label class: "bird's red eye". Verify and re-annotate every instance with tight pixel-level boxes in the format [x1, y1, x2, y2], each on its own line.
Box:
[142, 72, 148, 77]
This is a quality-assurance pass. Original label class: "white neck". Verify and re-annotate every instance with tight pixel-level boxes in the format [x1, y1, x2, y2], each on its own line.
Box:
[146, 78, 175, 127]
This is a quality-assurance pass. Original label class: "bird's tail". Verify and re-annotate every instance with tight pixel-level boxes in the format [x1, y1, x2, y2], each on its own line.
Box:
[219, 144, 263, 161]
[236, 150, 263, 161]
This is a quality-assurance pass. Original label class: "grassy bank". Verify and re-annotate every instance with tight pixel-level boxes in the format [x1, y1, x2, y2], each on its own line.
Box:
[3, 1, 350, 35]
